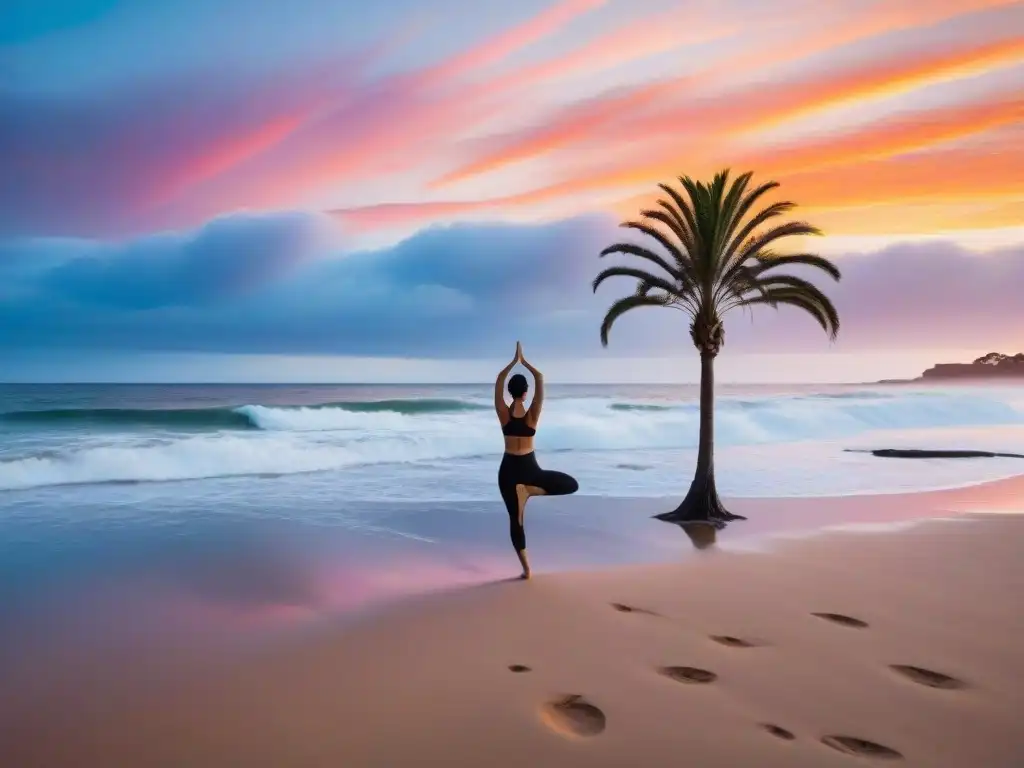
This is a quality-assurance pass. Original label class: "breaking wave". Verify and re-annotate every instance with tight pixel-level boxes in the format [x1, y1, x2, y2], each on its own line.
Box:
[1, 389, 1020, 491]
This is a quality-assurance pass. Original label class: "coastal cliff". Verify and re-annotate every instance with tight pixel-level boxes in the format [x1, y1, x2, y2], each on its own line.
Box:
[877, 352, 1024, 384]
[920, 352, 1024, 380]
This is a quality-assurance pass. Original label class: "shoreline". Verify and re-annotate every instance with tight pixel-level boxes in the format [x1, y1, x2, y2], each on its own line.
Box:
[3, 384, 1021, 499]
[3, 477, 1023, 766]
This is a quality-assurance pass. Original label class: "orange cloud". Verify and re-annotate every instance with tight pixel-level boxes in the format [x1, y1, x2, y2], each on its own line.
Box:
[733, 36, 1024, 135]
[484, 37, 1024, 202]
[739, 95, 1024, 175]
[608, 196, 1024, 239]
[431, 3, 1024, 188]
[781, 142, 1024, 208]
[333, 129, 1023, 236]
[965, 198, 1024, 229]
[186, 1, 1020, 247]
[806, 201, 1024, 236]
[579, 130, 1024, 210]
[429, 11, 732, 189]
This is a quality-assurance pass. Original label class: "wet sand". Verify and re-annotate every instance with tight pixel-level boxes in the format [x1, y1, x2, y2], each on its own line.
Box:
[2, 476, 1023, 767]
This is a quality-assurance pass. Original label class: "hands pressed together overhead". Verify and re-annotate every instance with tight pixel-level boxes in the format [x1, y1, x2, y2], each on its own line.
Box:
[514, 341, 539, 374]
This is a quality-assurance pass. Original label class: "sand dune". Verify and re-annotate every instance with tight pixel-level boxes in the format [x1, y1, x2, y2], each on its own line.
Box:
[2, 483, 1023, 767]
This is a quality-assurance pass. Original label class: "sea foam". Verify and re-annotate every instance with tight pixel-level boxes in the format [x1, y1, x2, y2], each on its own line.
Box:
[0, 389, 1020, 491]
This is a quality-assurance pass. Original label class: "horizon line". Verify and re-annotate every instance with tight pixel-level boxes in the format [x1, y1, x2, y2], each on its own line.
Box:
[0, 379, 903, 387]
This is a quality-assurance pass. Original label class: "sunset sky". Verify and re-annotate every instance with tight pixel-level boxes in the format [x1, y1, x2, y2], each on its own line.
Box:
[1, 0, 1022, 382]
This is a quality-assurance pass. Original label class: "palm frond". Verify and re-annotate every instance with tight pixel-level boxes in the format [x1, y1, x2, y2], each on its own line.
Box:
[657, 183, 701, 260]
[715, 171, 753, 253]
[735, 286, 840, 340]
[750, 252, 841, 281]
[634, 280, 675, 307]
[599, 294, 673, 347]
[599, 242, 680, 283]
[713, 263, 766, 308]
[722, 273, 834, 314]
[678, 176, 716, 264]
[640, 209, 688, 254]
[620, 221, 688, 273]
[719, 192, 790, 279]
[640, 208, 699, 284]
[654, 199, 696, 257]
[734, 220, 822, 263]
[592, 266, 680, 297]
[748, 274, 834, 299]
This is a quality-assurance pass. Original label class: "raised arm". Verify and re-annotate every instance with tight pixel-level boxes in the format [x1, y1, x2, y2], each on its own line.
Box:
[521, 354, 544, 425]
[493, 342, 522, 422]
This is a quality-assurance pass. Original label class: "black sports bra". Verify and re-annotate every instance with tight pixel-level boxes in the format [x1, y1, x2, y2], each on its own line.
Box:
[502, 410, 536, 437]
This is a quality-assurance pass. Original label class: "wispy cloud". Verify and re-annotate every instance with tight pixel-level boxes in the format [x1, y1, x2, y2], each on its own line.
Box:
[430, 3, 1024, 188]
[416, 0, 607, 86]
[0, 1, 604, 236]
[4, 0, 1023, 246]
[432, 19, 1024, 191]
[333, 123, 1023, 236]
[483, 6, 733, 95]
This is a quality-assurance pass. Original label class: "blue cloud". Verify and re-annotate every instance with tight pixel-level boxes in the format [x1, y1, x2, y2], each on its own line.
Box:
[39, 212, 325, 309]
[1, 212, 1022, 360]
[0, 212, 633, 356]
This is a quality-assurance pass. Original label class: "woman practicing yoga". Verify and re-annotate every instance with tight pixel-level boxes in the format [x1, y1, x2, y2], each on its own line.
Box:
[495, 341, 579, 579]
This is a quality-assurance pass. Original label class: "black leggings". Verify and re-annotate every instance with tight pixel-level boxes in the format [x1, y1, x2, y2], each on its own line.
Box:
[498, 452, 578, 552]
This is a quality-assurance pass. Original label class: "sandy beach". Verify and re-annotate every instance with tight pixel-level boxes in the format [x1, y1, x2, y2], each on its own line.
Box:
[7, 0, 1024, 762]
[1, 476, 1022, 767]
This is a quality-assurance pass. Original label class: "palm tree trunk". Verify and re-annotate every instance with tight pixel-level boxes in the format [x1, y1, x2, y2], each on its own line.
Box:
[654, 351, 746, 526]
[694, 349, 715, 481]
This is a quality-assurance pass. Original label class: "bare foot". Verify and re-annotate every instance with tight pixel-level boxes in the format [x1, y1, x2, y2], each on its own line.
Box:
[516, 548, 531, 580]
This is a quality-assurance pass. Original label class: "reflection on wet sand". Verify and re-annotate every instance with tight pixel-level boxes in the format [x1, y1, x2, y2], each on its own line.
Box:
[678, 521, 719, 550]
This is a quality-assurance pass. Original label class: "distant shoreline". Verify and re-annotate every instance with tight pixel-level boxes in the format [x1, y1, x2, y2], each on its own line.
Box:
[877, 375, 1024, 384]
[879, 352, 1024, 384]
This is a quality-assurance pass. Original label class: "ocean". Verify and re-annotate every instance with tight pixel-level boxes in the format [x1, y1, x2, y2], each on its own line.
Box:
[1, 382, 1023, 666]
[1, 382, 1022, 501]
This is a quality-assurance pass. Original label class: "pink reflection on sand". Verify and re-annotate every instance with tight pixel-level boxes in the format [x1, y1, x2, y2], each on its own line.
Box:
[161, 550, 514, 633]
[737, 475, 1022, 529]
[296, 553, 513, 613]
[3, 550, 518, 665]
[719, 474, 1024, 553]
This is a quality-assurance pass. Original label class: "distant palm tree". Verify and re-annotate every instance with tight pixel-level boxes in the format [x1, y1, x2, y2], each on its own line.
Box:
[593, 169, 841, 526]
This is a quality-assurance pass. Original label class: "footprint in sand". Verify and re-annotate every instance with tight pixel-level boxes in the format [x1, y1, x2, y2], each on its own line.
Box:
[761, 724, 796, 741]
[539, 695, 606, 738]
[821, 735, 903, 760]
[812, 612, 869, 629]
[710, 635, 760, 648]
[610, 602, 658, 616]
[508, 664, 532, 673]
[659, 666, 718, 684]
[889, 664, 966, 690]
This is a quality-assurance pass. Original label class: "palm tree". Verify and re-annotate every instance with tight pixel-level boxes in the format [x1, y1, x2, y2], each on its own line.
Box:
[593, 169, 841, 527]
